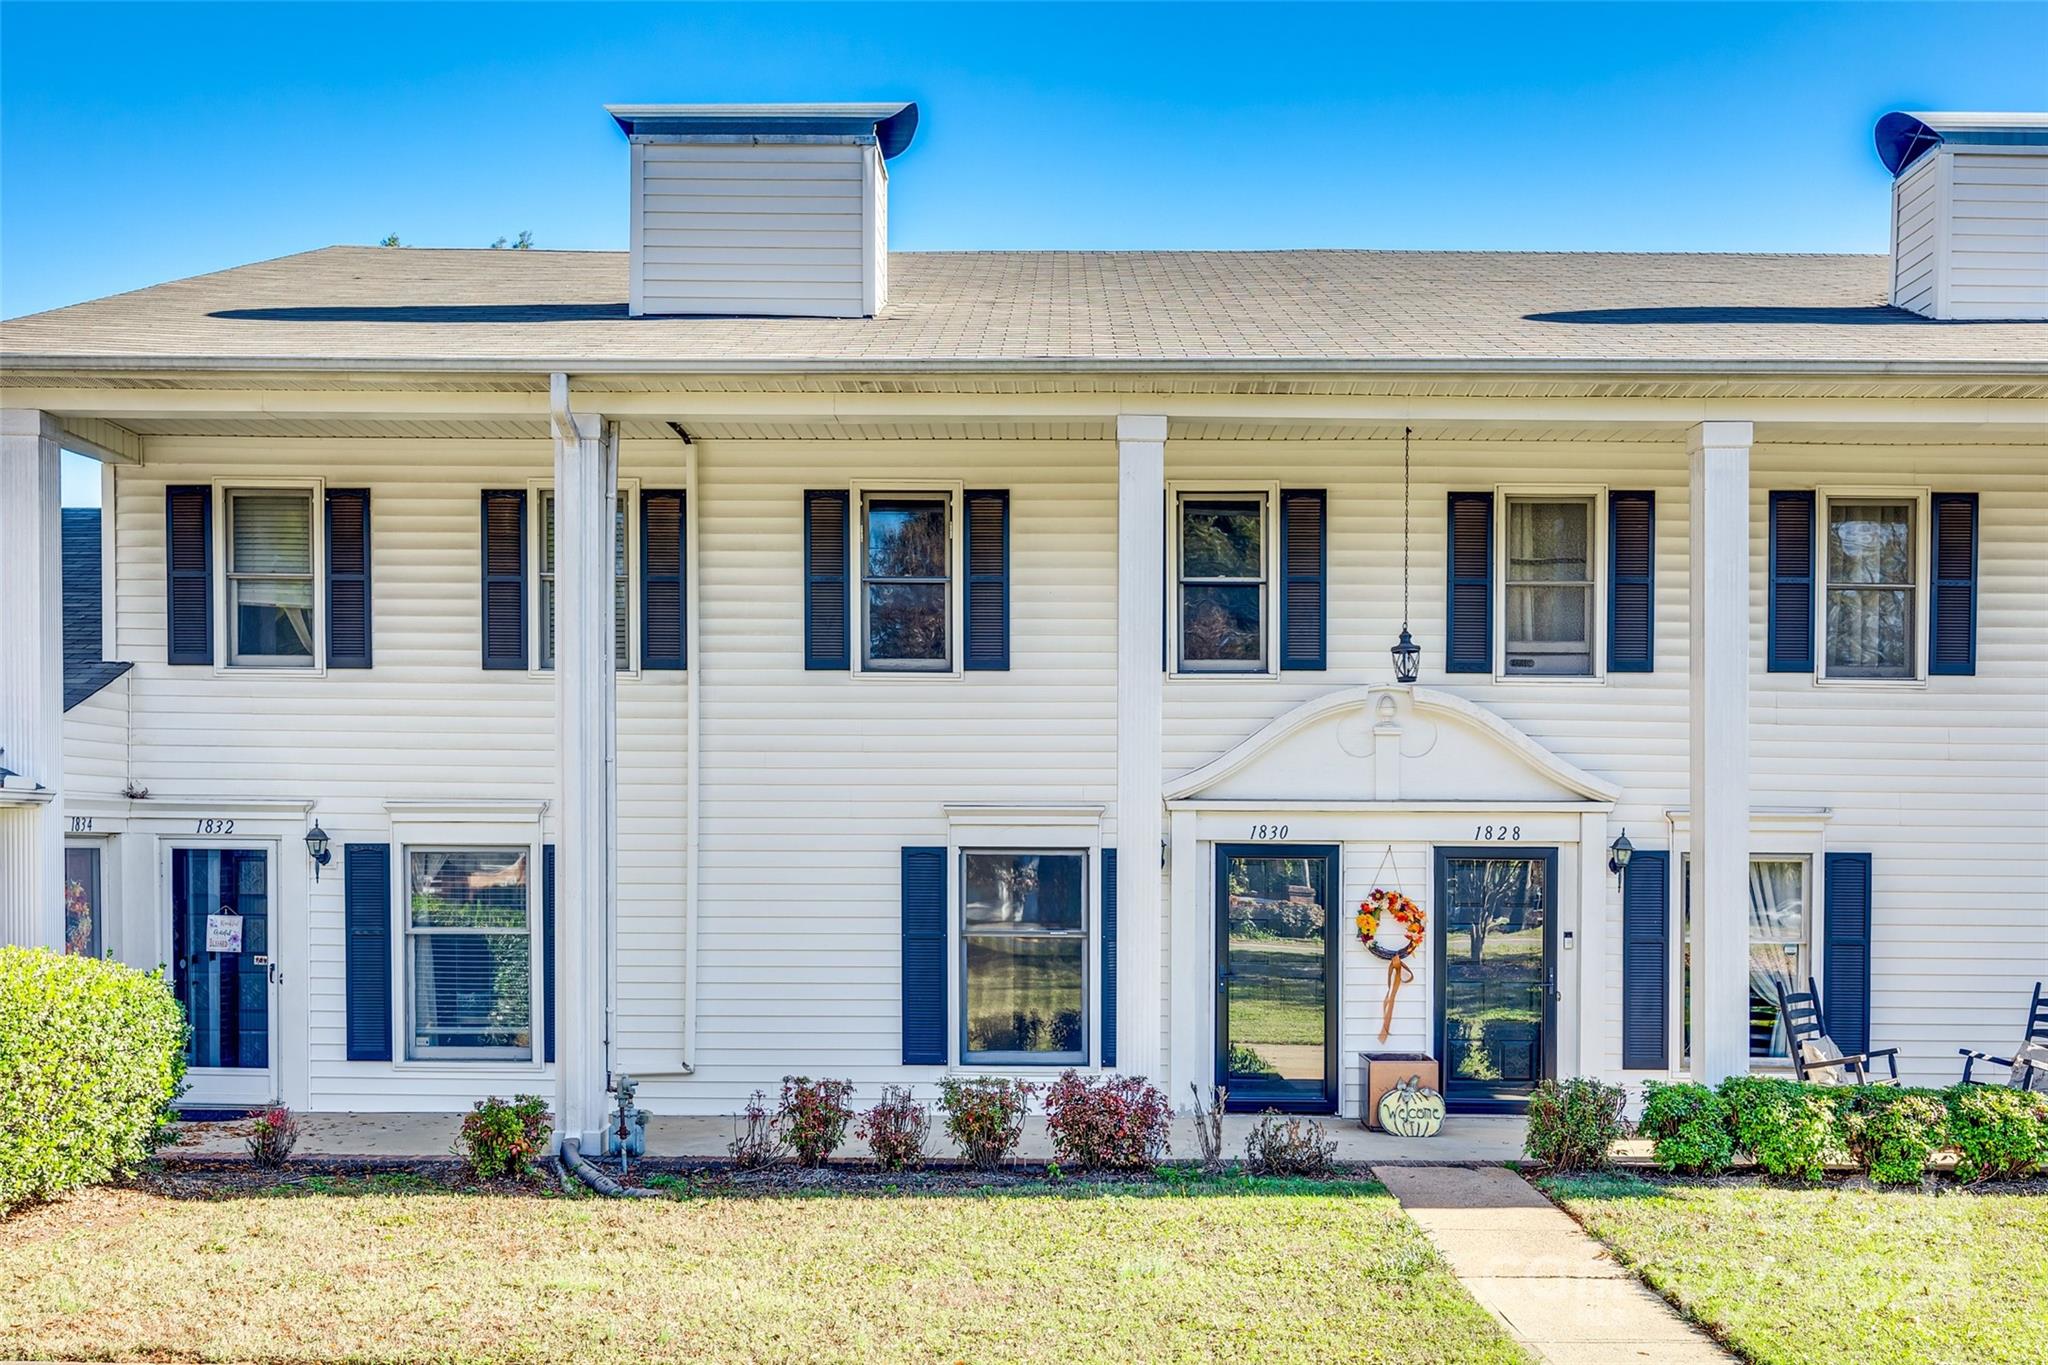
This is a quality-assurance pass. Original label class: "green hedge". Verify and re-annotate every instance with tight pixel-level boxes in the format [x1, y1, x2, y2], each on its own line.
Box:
[1, 947, 187, 1212]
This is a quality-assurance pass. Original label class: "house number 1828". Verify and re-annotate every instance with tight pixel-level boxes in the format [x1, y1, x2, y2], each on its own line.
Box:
[1474, 824, 1521, 841]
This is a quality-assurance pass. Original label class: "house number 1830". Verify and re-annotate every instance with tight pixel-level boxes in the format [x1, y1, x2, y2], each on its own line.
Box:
[1249, 824, 1290, 840]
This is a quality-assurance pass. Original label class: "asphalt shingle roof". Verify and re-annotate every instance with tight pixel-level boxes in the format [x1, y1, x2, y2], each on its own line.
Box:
[4, 247, 2042, 371]
[61, 508, 130, 711]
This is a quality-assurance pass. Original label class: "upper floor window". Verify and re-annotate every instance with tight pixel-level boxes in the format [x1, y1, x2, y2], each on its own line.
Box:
[226, 489, 316, 667]
[1503, 497, 1594, 677]
[1177, 495, 1267, 672]
[862, 493, 952, 671]
[961, 849, 1087, 1065]
[538, 489, 631, 672]
[1825, 499, 1915, 680]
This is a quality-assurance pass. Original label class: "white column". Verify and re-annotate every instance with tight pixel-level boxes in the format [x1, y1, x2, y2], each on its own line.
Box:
[0, 409, 65, 948]
[1115, 414, 1166, 1084]
[1689, 420, 1753, 1084]
[553, 394, 616, 1146]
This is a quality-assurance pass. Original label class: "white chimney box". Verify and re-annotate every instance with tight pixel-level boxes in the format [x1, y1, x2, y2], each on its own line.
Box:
[1878, 111, 2048, 321]
[608, 102, 918, 319]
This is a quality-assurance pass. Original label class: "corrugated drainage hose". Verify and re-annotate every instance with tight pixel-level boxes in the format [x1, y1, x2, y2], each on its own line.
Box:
[559, 1136, 662, 1198]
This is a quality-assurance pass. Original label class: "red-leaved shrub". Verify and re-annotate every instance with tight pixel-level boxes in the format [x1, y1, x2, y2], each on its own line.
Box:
[938, 1076, 1035, 1169]
[1043, 1071, 1172, 1170]
[778, 1076, 856, 1167]
[855, 1085, 930, 1170]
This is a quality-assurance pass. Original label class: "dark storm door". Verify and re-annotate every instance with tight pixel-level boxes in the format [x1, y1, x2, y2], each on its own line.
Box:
[1434, 848, 1558, 1111]
[1215, 844, 1339, 1113]
[170, 846, 276, 1105]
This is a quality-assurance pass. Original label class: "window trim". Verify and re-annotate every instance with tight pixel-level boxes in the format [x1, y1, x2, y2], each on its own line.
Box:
[1815, 487, 1931, 688]
[956, 846, 1092, 1068]
[211, 479, 326, 675]
[1168, 481, 1281, 679]
[63, 840, 107, 959]
[396, 842, 543, 1065]
[1493, 486, 1607, 684]
[530, 477, 641, 680]
[849, 480, 965, 679]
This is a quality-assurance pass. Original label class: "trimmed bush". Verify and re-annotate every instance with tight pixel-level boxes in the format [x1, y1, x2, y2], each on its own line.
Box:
[1243, 1111, 1337, 1177]
[455, 1095, 551, 1180]
[855, 1085, 930, 1171]
[938, 1076, 1035, 1170]
[1719, 1076, 1839, 1182]
[1524, 1077, 1627, 1172]
[1638, 1081, 1734, 1175]
[727, 1089, 784, 1169]
[1043, 1071, 1173, 1170]
[1836, 1087, 1949, 1186]
[1946, 1084, 2048, 1183]
[1, 947, 187, 1212]
[778, 1076, 856, 1167]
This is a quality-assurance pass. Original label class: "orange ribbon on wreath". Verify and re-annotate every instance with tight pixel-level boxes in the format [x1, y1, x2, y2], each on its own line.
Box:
[1380, 955, 1414, 1044]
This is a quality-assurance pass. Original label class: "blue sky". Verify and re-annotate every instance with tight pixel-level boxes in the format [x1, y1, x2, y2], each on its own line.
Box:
[8, 0, 2043, 502]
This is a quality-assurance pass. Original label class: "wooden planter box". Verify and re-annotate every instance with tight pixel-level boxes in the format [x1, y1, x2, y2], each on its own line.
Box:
[1360, 1051, 1440, 1131]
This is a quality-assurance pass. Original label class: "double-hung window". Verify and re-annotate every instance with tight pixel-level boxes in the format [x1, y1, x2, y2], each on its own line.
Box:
[1824, 499, 1916, 679]
[1503, 496, 1595, 676]
[405, 848, 534, 1060]
[226, 490, 316, 667]
[862, 493, 952, 671]
[538, 490, 631, 672]
[1680, 854, 1811, 1065]
[961, 850, 1087, 1064]
[1177, 496, 1267, 672]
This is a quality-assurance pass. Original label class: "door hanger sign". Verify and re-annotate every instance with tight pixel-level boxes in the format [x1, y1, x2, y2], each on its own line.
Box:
[205, 906, 243, 954]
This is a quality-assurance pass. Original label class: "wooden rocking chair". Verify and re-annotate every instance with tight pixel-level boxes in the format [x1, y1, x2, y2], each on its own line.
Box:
[1958, 981, 2048, 1091]
[1778, 978, 1900, 1085]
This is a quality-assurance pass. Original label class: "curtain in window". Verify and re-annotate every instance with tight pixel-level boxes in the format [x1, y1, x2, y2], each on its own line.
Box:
[1505, 501, 1592, 667]
[1748, 859, 1807, 1058]
[1826, 503, 1912, 676]
[231, 493, 315, 657]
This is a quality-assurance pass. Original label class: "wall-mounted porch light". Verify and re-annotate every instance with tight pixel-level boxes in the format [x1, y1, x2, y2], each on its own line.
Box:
[305, 821, 332, 882]
[1608, 829, 1635, 886]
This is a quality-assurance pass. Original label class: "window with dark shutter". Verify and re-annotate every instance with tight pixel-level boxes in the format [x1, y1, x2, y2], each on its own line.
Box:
[1279, 490, 1327, 671]
[344, 843, 393, 1062]
[1929, 493, 1978, 676]
[1768, 491, 1816, 673]
[963, 489, 1009, 670]
[543, 844, 557, 1064]
[480, 490, 527, 670]
[1823, 851, 1873, 1056]
[901, 846, 947, 1064]
[641, 490, 685, 670]
[1607, 492, 1654, 673]
[804, 490, 851, 670]
[1620, 849, 1670, 1069]
[1100, 847, 1118, 1068]
[1446, 492, 1493, 673]
[165, 485, 213, 665]
[326, 489, 372, 668]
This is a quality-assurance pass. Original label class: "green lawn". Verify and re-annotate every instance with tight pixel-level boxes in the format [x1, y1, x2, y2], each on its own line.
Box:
[1544, 1172, 2048, 1365]
[1, 1175, 1528, 1364]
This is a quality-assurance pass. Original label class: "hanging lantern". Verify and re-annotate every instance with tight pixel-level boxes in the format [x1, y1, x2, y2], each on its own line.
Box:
[1391, 626, 1421, 683]
[1391, 426, 1421, 682]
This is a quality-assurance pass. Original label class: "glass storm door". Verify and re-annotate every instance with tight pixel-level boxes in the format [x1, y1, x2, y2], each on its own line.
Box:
[1215, 846, 1339, 1112]
[170, 846, 277, 1107]
[1436, 850, 1558, 1110]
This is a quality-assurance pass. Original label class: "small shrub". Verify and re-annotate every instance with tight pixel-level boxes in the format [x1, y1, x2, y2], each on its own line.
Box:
[1719, 1076, 1837, 1182]
[1946, 1084, 2048, 1183]
[245, 1106, 301, 1168]
[1, 947, 188, 1212]
[855, 1085, 930, 1171]
[1638, 1081, 1734, 1175]
[1243, 1111, 1337, 1177]
[1189, 1084, 1228, 1173]
[1523, 1077, 1627, 1172]
[1838, 1087, 1948, 1185]
[1043, 1071, 1173, 1170]
[455, 1095, 551, 1180]
[728, 1089, 784, 1169]
[778, 1076, 856, 1167]
[938, 1076, 1035, 1170]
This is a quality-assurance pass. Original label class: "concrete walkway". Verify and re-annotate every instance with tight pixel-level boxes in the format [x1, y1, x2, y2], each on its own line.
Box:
[1374, 1165, 1728, 1364]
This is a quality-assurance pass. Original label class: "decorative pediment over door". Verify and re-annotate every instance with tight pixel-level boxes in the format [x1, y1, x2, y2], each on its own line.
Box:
[1164, 685, 1620, 806]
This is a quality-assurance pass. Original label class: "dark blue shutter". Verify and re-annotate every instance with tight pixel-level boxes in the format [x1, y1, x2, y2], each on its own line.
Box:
[1768, 491, 1816, 673]
[165, 485, 213, 665]
[1446, 492, 1493, 674]
[344, 843, 392, 1062]
[1929, 493, 1978, 675]
[325, 488, 372, 668]
[1279, 489, 1328, 670]
[480, 489, 527, 670]
[964, 489, 1009, 670]
[1620, 849, 1670, 1069]
[1824, 851, 1873, 1056]
[901, 847, 947, 1064]
[1607, 491, 1654, 673]
[543, 844, 557, 1064]
[641, 490, 685, 670]
[1100, 847, 1118, 1068]
[804, 490, 851, 670]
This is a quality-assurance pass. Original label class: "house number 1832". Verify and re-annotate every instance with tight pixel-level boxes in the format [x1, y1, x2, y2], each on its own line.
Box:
[194, 818, 235, 835]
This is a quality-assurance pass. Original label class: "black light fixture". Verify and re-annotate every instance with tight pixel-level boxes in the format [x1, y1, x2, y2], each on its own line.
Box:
[1390, 425, 1421, 683]
[1608, 829, 1635, 882]
[305, 821, 332, 882]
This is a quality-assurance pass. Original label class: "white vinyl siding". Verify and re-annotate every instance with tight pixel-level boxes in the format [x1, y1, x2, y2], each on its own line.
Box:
[1890, 148, 2048, 320]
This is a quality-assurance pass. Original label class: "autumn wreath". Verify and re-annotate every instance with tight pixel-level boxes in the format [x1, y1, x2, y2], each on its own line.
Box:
[1357, 888, 1426, 1043]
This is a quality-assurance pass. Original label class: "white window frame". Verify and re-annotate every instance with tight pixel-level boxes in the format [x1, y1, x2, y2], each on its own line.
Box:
[530, 478, 640, 680]
[1815, 487, 1930, 688]
[849, 480, 964, 679]
[63, 839, 107, 959]
[1493, 485, 1607, 684]
[1167, 481, 1280, 679]
[957, 847, 1091, 1068]
[212, 478, 325, 675]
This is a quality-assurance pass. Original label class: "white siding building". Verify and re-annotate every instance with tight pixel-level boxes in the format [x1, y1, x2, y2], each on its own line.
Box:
[3, 104, 2044, 1145]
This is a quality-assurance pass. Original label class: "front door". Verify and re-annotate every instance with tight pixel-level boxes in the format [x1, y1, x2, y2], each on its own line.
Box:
[1215, 845, 1339, 1112]
[169, 845, 277, 1108]
[1435, 849, 1558, 1111]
